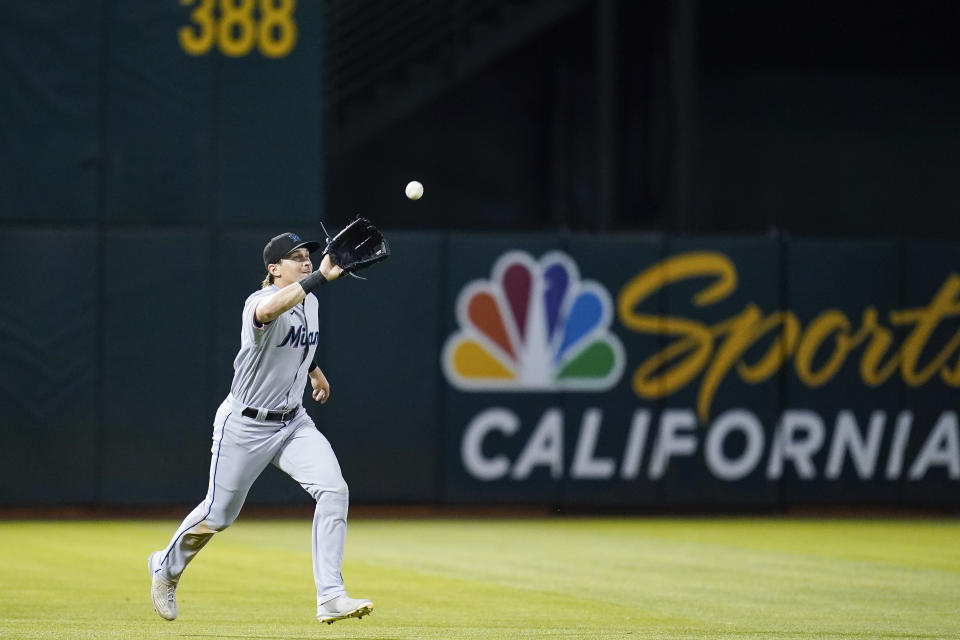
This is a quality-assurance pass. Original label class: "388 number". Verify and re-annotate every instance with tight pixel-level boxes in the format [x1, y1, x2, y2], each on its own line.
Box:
[179, 0, 297, 59]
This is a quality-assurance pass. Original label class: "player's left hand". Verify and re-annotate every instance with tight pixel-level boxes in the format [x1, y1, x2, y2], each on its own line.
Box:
[310, 370, 331, 404]
[324, 217, 390, 275]
[318, 253, 343, 281]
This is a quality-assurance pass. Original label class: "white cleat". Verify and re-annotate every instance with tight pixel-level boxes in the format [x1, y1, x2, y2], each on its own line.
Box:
[316, 595, 374, 624]
[148, 551, 178, 621]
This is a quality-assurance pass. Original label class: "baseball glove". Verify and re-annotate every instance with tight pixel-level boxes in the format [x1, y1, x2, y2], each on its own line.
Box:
[324, 217, 390, 274]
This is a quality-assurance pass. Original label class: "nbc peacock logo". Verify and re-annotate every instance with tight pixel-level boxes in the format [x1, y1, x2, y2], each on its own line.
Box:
[442, 250, 625, 391]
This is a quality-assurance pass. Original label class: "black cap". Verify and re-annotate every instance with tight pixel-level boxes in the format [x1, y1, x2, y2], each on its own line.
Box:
[263, 232, 322, 268]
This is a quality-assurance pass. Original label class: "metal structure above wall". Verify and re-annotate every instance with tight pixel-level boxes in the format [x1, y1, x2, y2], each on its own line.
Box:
[322, 0, 589, 154]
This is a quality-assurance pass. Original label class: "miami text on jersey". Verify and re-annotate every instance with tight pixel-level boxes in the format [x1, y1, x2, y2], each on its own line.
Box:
[278, 325, 319, 348]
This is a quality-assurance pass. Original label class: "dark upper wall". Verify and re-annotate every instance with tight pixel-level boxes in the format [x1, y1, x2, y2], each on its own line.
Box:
[696, 0, 960, 239]
[3, 1, 957, 237]
[325, 0, 960, 239]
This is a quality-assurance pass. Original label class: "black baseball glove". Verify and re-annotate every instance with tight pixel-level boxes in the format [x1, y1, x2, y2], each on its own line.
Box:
[324, 217, 390, 274]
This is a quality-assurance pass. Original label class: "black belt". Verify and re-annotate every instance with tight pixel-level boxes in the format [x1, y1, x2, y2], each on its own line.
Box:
[241, 406, 299, 422]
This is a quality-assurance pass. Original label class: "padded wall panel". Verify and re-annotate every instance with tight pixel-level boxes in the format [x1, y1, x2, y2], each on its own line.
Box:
[98, 230, 211, 504]
[0, 3, 99, 221]
[0, 230, 98, 504]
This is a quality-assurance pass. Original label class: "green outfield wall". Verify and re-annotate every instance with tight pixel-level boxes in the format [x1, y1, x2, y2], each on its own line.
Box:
[1, 3, 958, 509]
[2, 232, 958, 508]
[0, 0, 326, 506]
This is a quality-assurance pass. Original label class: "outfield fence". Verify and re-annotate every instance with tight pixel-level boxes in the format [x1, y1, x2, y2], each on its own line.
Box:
[2, 232, 958, 508]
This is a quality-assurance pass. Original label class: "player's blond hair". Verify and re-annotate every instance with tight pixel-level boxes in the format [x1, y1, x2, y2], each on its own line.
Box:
[261, 273, 274, 288]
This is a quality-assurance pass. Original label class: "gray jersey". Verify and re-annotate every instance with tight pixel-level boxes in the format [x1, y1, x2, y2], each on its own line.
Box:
[228, 286, 319, 411]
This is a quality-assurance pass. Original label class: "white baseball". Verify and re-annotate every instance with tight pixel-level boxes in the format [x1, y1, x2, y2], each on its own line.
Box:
[405, 180, 424, 200]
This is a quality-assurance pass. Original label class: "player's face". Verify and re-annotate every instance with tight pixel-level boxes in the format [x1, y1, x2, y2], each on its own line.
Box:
[275, 248, 313, 284]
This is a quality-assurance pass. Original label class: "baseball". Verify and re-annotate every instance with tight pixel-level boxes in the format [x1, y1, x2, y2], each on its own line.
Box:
[405, 180, 424, 200]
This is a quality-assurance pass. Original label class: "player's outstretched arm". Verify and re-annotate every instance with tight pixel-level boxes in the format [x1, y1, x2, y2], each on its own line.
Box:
[256, 255, 343, 324]
[255, 283, 306, 324]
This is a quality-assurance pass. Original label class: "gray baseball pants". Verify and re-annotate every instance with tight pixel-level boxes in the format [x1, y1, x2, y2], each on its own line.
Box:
[152, 399, 349, 605]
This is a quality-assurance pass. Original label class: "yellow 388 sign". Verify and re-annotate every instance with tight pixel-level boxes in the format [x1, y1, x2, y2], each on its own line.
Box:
[179, 0, 297, 59]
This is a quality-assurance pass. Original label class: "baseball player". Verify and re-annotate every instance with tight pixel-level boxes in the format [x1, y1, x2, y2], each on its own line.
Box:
[148, 231, 374, 625]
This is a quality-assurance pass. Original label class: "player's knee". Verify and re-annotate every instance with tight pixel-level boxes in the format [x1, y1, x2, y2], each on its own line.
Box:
[204, 512, 236, 532]
[312, 481, 348, 505]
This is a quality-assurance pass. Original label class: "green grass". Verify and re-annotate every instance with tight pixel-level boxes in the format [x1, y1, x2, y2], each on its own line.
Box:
[1, 517, 959, 639]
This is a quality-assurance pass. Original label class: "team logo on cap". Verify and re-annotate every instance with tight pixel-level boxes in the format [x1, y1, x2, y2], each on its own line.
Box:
[288, 233, 301, 242]
[443, 250, 625, 391]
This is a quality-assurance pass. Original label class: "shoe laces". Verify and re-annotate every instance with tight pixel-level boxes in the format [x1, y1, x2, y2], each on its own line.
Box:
[162, 580, 176, 604]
